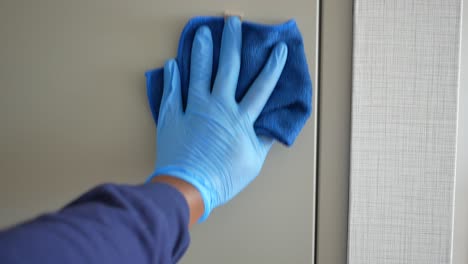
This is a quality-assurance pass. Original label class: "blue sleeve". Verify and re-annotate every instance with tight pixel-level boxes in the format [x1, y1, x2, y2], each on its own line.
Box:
[0, 183, 191, 264]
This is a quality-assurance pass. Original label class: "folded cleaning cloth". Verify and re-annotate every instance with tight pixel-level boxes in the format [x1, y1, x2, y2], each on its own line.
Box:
[145, 16, 312, 146]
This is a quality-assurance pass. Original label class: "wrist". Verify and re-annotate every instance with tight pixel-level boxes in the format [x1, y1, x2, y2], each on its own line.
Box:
[150, 166, 213, 221]
[151, 175, 204, 227]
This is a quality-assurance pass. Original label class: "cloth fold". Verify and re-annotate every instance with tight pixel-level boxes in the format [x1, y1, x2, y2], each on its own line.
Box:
[145, 16, 312, 146]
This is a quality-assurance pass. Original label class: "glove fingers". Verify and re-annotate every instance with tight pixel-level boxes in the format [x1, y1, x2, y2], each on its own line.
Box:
[212, 16, 242, 101]
[159, 60, 183, 123]
[187, 26, 213, 110]
[239, 42, 288, 121]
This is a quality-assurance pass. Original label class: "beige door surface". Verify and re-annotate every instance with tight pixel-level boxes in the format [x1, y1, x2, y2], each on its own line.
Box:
[0, 0, 318, 263]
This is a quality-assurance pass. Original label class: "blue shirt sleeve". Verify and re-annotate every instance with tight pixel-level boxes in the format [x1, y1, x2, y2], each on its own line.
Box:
[0, 183, 191, 264]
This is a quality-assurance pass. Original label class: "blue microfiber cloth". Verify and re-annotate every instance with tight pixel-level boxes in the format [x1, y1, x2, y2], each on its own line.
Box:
[145, 16, 312, 146]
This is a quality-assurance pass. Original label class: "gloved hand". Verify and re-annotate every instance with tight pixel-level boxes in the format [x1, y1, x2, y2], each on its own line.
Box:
[149, 16, 288, 221]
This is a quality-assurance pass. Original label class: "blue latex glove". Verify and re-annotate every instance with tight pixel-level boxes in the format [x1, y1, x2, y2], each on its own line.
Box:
[149, 17, 288, 221]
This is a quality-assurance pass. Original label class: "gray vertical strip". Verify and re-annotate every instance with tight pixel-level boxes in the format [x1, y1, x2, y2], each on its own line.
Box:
[348, 1, 461, 263]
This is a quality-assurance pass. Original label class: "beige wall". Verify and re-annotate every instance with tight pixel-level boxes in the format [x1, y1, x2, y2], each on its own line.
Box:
[0, 0, 318, 263]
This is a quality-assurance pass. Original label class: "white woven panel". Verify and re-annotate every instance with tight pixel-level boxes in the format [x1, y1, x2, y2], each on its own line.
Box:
[348, 1, 461, 263]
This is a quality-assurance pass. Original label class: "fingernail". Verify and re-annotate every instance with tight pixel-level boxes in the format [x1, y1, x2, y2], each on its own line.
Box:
[197, 26, 211, 38]
[164, 60, 172, 78]
[194, 26, 212, 51]
[165, 60, 177, 86]
[165, 60, 174, 74]
[228, 16, 241, 28]
[277, 42, 288, 57]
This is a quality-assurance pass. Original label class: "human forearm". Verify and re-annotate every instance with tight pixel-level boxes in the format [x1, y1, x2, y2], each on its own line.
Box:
[0, 183, 191, 264]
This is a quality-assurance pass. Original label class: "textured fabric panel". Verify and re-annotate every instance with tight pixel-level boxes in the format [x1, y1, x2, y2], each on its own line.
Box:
[349, 1, 461, 263]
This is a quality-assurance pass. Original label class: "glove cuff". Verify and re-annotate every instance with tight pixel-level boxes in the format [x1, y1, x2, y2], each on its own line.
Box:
[146, 167, 213, 222]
